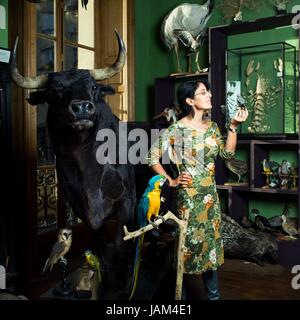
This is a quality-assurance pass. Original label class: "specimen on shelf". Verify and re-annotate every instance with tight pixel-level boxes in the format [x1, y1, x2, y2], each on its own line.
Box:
[278, 159, 292, 189]
[216, 0, 263, 23]
[153, 104, 181, 124]
[224, 157, 248, 185]
[261, 159, 280, 188]
[268, 0, 289, 14]
[244, 58, 281, 133]
[160, 0, 215, 74]
[227, 42, 297, 134]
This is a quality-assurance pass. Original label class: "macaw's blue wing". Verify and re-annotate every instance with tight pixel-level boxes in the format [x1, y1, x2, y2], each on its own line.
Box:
[137, 194, 149, 229]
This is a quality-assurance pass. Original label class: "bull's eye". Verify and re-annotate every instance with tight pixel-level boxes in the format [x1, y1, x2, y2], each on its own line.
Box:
[92, 85, 98, 90]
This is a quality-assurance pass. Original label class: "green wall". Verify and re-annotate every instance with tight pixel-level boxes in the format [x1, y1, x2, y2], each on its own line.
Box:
[135, 0, 300, 121]
[0, 0, 8, 48]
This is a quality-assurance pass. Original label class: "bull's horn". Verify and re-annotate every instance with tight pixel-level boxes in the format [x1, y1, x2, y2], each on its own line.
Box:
[90, 29, 126, 81]
[10, 36, 48, 89]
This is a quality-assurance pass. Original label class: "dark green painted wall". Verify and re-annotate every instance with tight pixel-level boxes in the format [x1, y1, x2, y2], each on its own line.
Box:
[0, 0, 8, 48]
[135, 0, 300, 121]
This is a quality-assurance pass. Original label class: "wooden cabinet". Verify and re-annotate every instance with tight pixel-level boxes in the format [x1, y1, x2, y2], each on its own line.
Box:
[210, 13, 300, 268]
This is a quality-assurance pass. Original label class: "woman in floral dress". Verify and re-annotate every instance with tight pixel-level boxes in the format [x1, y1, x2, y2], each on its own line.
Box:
[147, 80, 248, 299]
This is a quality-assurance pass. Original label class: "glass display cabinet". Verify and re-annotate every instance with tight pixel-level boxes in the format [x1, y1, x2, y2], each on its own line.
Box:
[226, 42, 297, 135]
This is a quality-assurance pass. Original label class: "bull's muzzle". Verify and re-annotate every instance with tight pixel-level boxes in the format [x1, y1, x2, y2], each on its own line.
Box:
[69, 100, 96, 130]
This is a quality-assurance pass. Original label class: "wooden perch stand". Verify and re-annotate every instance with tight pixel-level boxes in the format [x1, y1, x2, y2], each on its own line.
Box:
[123, 210, 188, 300]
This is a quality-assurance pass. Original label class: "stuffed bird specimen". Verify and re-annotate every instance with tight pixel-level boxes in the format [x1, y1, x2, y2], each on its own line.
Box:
[83, 250, 101, 283]
[153, 105, 181, 124]
[161, 0, 215, 73]
[281, 215, 298, 237]
[225, 157, 248, 183]
[42, 228, 72, 273]
[130, 175, 167, 299]
[249, 208, 271, 231]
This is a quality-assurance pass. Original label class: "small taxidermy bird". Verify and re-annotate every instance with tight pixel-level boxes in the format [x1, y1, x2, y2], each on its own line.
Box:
[42, 228, 72, 273]
[130, 175, 167, 300]
[250, 208, 273, 232]
[281, 215, 298, 238]
[225, 157, 248, 183]
[83, 250, 101, 284]
[153, 105, 181, 123]
[281, 205, 298, 237]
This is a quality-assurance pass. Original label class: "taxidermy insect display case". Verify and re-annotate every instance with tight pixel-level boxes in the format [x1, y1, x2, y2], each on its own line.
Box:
[226, 42, 297, 136]
[210, 13, 300, 267]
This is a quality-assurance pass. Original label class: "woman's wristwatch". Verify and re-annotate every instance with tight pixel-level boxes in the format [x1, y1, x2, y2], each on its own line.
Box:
[228, 126, 238, 133]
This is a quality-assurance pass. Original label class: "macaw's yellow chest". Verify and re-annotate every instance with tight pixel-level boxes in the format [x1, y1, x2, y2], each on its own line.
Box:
[146, 190, 161, 221]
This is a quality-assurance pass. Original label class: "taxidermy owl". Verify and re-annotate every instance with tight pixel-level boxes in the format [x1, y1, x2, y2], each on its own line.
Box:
[42, 228, 72, 273]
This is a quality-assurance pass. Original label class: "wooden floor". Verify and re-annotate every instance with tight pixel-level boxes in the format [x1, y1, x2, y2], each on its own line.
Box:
[218, 259, 300, 300]
[21, 258, 300, 300]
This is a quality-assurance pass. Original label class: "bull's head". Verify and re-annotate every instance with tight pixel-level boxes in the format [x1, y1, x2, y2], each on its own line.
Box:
[10, 30, 125, 133]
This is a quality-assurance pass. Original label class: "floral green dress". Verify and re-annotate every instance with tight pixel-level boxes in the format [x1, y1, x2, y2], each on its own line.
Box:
[147, 121, 235, 274]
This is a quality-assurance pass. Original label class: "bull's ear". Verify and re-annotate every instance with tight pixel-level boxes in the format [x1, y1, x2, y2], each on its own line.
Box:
[100, 85, 115, 96]
[26, 90, 49, 105]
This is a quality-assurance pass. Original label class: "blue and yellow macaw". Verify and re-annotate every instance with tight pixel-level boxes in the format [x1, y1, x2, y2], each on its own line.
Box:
[129, 174, 167, 299]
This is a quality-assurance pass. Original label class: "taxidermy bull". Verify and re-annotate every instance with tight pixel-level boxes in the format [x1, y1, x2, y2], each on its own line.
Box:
[10, 32, 136, 289]
[221, 213, 278, 265]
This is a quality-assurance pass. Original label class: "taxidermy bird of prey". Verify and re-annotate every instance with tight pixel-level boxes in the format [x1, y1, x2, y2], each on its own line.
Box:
[83, 250, 101, 283]
[161, 0, 215, 73]
[42, 228, 72, 273]
[130, 175, 167, 299]
[225, 157, 248, 183]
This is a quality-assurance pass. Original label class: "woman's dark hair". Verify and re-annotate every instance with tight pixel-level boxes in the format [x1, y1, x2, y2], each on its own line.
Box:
[176, 80, 210, 118]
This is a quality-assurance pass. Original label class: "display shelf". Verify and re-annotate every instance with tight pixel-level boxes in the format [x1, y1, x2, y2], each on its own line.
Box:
[217, 185, 298, 194]
[252, 143, 298, 189]
[210, 13, 300, 267]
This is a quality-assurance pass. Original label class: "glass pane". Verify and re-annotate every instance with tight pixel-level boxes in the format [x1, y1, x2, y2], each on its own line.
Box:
[64, 0, 78, 43]
[78, 0, 94, 47]
[36, 0, 55, 36]
[64, 0, 94, 47]
[78, 47, 94, 69]
[64, 45, 94, 70]
[64, 45, 77, 70]
[36, 38, 55, 74]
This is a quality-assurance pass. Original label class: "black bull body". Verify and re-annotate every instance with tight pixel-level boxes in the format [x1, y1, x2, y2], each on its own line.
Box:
[30, 70, 136, 253]
[11, 32, 136, 280]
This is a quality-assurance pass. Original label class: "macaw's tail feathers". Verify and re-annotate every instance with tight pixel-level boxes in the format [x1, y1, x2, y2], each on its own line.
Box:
[129, 234, 144, 300]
